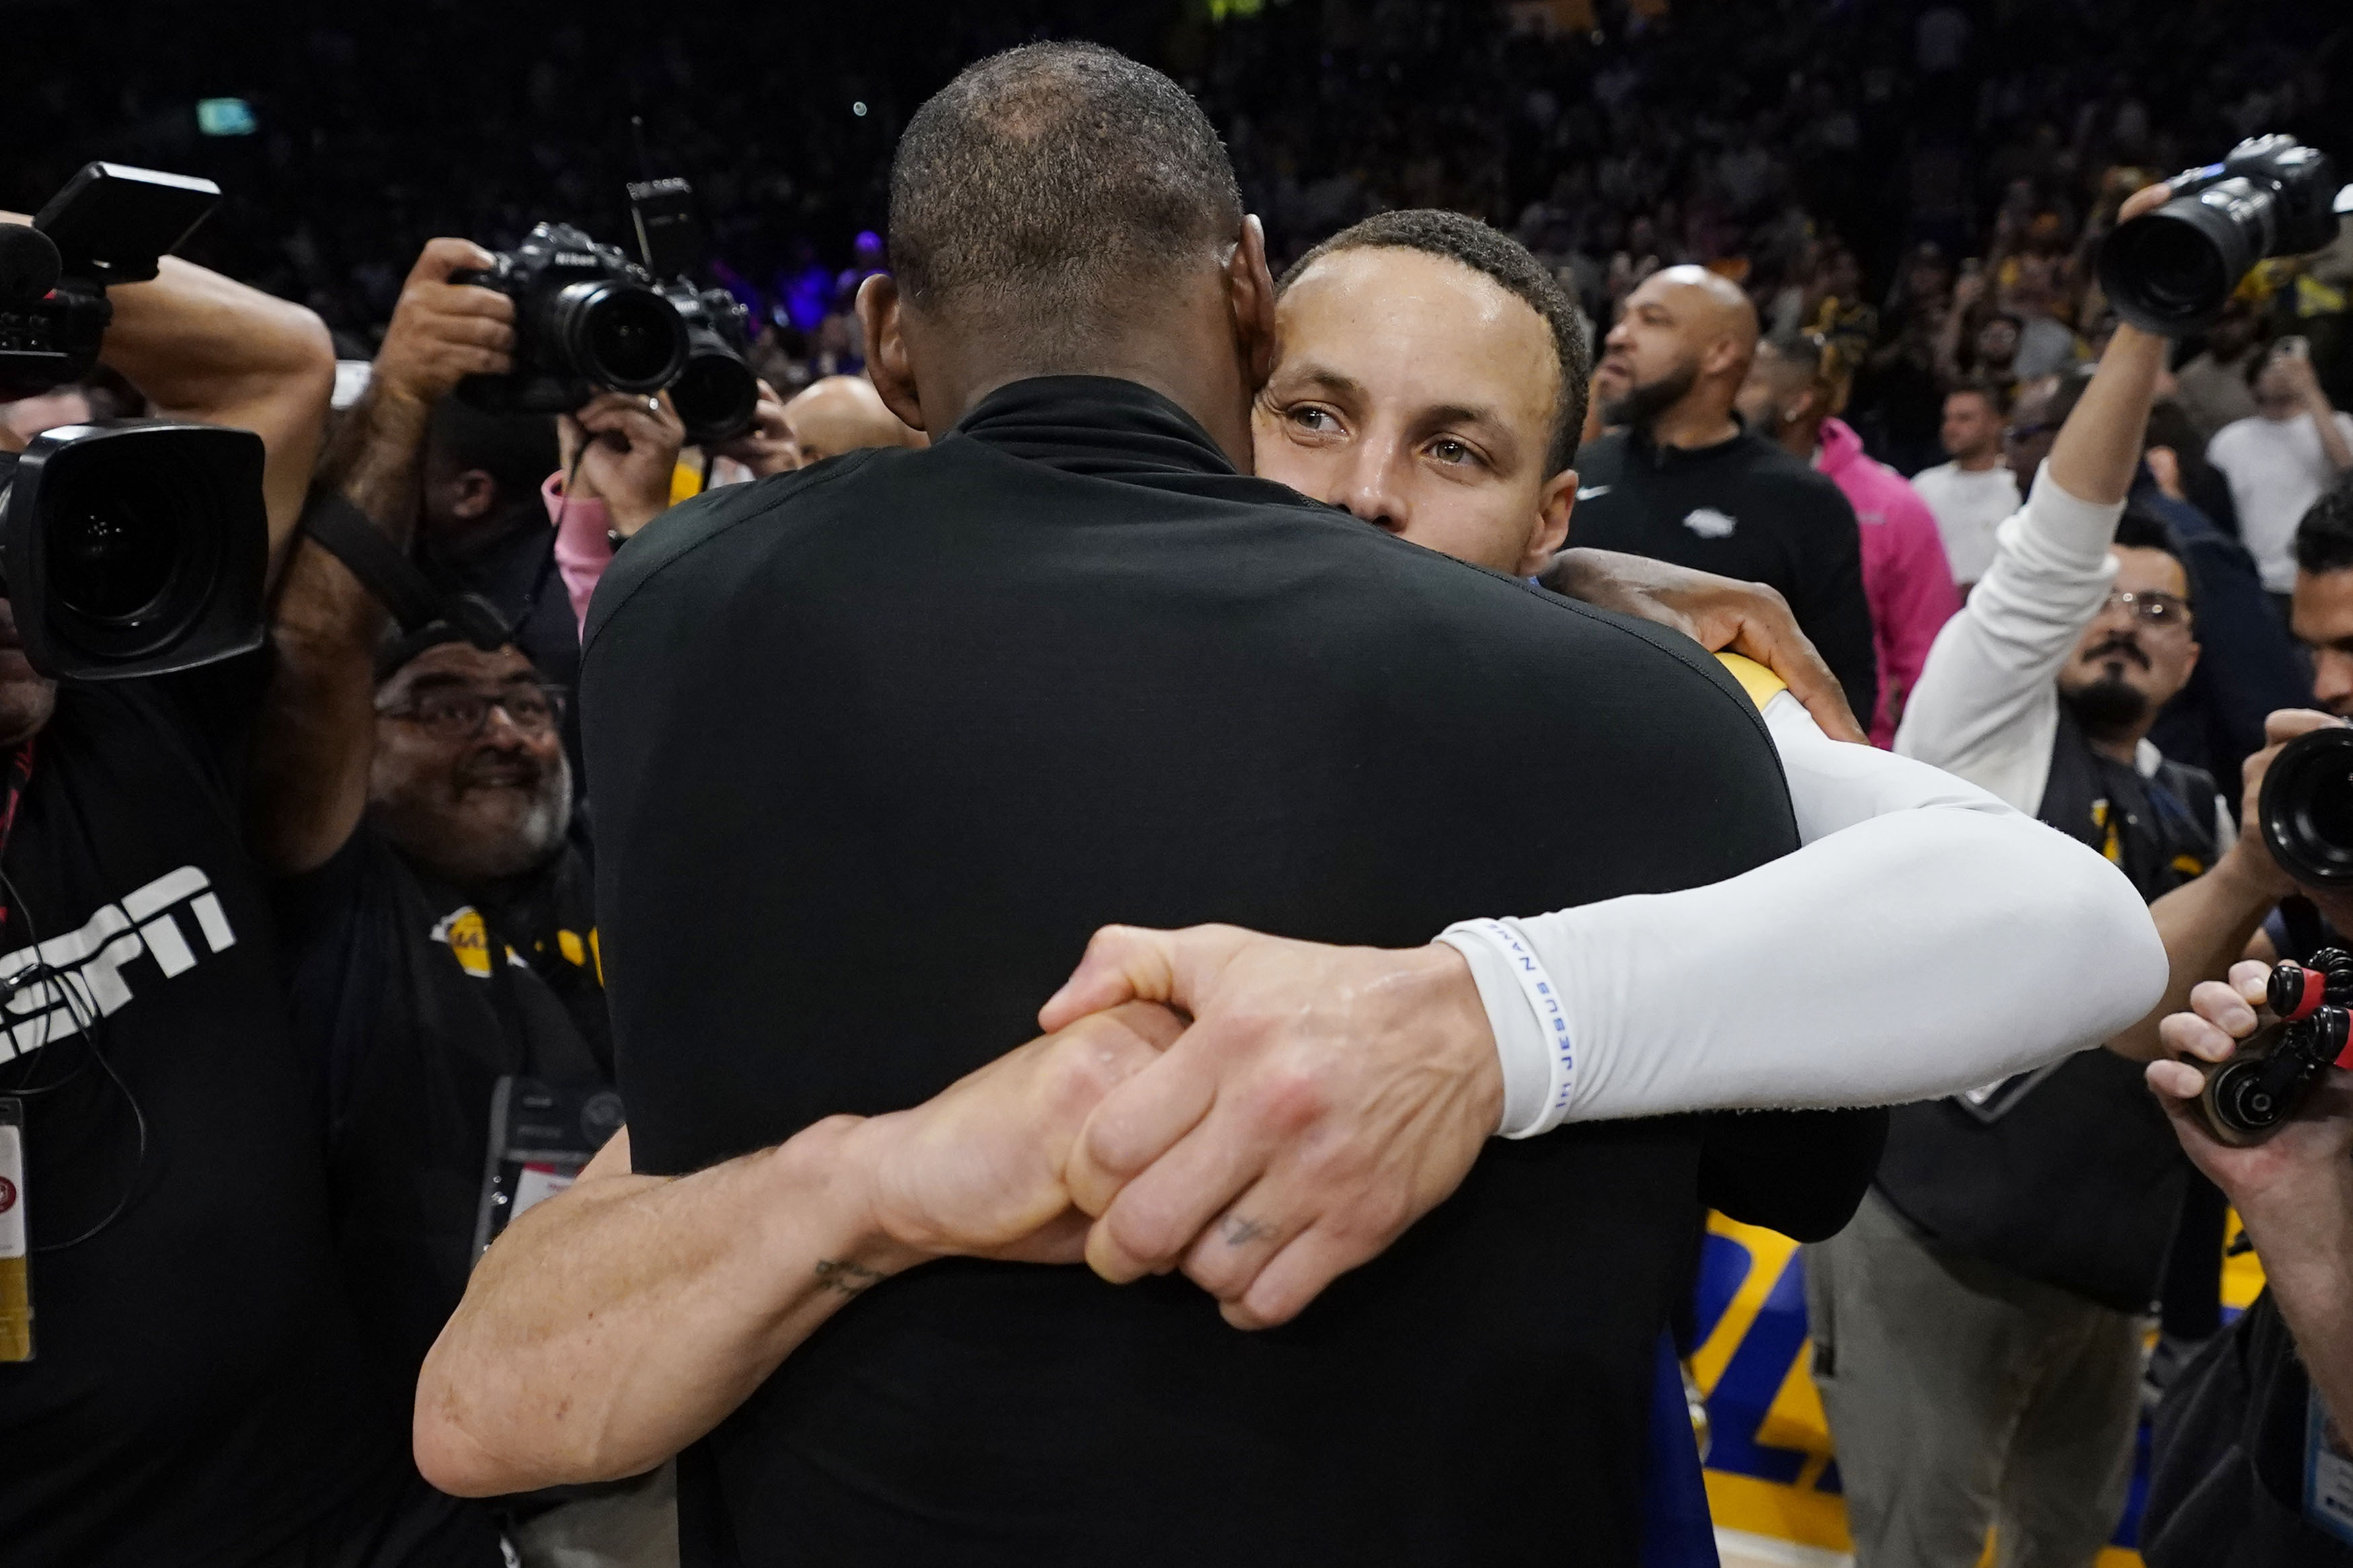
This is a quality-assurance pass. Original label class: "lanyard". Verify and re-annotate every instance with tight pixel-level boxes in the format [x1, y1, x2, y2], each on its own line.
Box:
[0, 739, 36, 932]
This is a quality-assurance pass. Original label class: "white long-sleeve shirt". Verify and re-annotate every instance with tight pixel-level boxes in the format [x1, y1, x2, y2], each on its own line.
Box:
[1443, 640, 2166, 1135]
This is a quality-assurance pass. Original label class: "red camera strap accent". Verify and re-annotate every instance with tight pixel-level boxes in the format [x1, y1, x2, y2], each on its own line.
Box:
[0, 740, 34, 931]
[2292, 966, 2330, 1022]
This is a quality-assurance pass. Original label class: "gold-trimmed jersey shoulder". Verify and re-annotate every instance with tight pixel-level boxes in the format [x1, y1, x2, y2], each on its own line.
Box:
[1713, 652, 1787, 712]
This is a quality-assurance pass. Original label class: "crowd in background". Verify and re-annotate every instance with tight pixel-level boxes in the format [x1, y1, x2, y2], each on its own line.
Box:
[7, 1, 2350, 428]
[9, 5, 2353, 1567]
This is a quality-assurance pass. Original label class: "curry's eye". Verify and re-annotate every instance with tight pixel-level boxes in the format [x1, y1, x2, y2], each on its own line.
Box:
[1429, 438, 1473, 465]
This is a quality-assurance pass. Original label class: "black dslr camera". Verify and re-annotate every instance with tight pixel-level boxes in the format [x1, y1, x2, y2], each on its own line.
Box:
[2199, 949, 2353, 1146]
[2100, 135, 2352, 335]
[0, 163, 268, 680]
[452, 222, 689, 414]
[659, 278, 757, 445]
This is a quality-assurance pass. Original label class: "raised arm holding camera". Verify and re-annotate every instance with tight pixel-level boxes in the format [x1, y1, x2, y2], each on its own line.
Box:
[1, 171, 493, 1567]
[249, 230, 682, 1561]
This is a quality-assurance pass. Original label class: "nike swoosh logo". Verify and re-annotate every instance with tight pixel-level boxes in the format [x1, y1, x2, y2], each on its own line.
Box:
[1576, 485, 1611, 500]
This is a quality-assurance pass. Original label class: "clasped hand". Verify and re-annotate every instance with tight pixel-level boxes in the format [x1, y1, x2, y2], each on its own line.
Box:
[863, 927, 1501, 1331]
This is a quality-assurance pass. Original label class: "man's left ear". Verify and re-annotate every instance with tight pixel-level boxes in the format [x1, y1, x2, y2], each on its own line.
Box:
[1228, 215, 1278, 391]
[1521, 468, 1578, 576]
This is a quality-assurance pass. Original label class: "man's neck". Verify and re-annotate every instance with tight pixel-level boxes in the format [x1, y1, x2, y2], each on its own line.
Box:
[1644, 393, 1741, 453]
[2089, 728, 2149, 767]
[900, 292, 1259, 472]
[1955, 449, 2003, 473]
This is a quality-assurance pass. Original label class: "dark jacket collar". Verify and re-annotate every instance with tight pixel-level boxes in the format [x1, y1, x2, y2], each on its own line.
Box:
[1623, 418, 1757, 469]
[946, 375, 1239, 479]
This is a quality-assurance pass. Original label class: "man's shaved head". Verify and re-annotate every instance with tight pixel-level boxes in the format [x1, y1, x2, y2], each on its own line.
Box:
[783, 375, 926, 465]
[1653, 264, 1759, 341]
[887, 42, 1243, 358]
[1595, 264, 1763, 444]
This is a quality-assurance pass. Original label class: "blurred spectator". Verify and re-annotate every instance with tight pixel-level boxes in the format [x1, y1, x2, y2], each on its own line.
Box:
[782, 373, 927, 465]
[2208, 340, 2353, 596]
[2171, 302, 2264, 442]
[1912, 381, 2020, 592]
[2288, 475, 2353, 718]
[1573, 266, 1878, 725]
[1739, 331, 1957, 744]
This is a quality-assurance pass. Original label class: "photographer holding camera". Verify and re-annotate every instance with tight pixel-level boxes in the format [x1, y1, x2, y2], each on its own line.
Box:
[249, 233, 688, 1565]
[0, 186, 488, 1563]
[2143, 962, 2353, 1563]
[1802, 161, 2353, 1565]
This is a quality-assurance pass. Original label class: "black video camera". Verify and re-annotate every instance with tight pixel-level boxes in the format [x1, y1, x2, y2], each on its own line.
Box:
[0, 163, 268, 681]
[2199, 949, 2353, 1146]
[453, 222, 689, 414]
[2099, 135, 2353, 335]
[628, 177, 757, 446]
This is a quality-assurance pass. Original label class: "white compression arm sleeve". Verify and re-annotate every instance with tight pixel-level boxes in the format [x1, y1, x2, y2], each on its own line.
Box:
[1440, 691, 2167, 1136]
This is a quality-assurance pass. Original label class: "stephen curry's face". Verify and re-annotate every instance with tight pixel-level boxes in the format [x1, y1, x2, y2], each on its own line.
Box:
[1253, 247, 1566, 578]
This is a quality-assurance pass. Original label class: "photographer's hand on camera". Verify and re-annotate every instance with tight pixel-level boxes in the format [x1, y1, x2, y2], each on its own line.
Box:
[707, 378, 797, 478]
[557, 390, 685, 539]
[373, 239, 516, 411]
[2155, 969, 2353, 1429]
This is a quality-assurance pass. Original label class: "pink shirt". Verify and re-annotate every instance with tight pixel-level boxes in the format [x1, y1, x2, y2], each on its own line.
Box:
[543, 472, 615, 636]
[1815, 418, 1960, 746]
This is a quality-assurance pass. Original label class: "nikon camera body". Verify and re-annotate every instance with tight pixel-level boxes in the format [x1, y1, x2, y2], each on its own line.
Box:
[452, 222, 689, 414]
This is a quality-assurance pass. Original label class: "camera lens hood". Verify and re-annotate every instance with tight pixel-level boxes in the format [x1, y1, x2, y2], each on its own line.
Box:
[671, 329, 760, 446]
[2260, 724, 2353, 887]
[2100, 182, 2269, 336]
[549, 280, 689, 395]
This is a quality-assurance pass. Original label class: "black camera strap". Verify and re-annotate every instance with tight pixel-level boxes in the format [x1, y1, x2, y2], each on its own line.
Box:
[299, 493, 508, 651]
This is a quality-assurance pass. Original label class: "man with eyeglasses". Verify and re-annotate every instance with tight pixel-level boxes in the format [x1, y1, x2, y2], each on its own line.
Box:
[249, 242, 644, 1562]
[1805, 318, 2249, 1565]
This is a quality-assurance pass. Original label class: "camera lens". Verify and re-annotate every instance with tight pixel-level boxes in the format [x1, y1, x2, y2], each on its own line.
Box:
[2207, 1056, 2284, 1134]
[551, 282, 688, 394]
[2099, 180, 2270, 335]
[44, 450, 188, 625]
[670, 333, 759, 445]
[2261, 726, 2353, 886]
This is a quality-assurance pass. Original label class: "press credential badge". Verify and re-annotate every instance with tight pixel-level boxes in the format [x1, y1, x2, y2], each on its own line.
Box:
[0, 1097, 29, 1362]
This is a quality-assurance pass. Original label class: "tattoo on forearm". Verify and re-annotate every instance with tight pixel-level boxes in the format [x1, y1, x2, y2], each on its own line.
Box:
[812, 1258, 889, 1296]
[1221, 1214, 1270, 1248]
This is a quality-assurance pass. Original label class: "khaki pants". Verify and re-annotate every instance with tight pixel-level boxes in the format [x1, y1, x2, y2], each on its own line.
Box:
[1805, 1190, 2142, 1568]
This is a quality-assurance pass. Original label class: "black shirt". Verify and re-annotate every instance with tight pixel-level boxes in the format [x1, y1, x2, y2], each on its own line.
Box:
[274, 828, 609, 1407]
[2145, 1288, 2353, 1566]
[1572, 425, 1879, 728]
[583, 375, 1800, 1567]
[1874, 714, 2221, 1312]
[0, 668, 422, 1566]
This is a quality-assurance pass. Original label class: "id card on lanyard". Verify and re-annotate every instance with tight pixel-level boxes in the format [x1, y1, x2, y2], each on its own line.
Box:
[2307, 1387, 2353, 1546]
[0, 1097, 28, 1361]
[0, 744, 36, 1362]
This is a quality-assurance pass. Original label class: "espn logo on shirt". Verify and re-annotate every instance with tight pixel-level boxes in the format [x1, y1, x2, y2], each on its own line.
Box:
[0, 865, 237, 1061]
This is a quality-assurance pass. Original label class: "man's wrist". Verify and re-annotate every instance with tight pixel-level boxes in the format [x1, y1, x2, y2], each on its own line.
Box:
[767, 1115, 929, 1286]
[2212, 840, 2295, 906]
[1432, 924, 1554, 1138]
